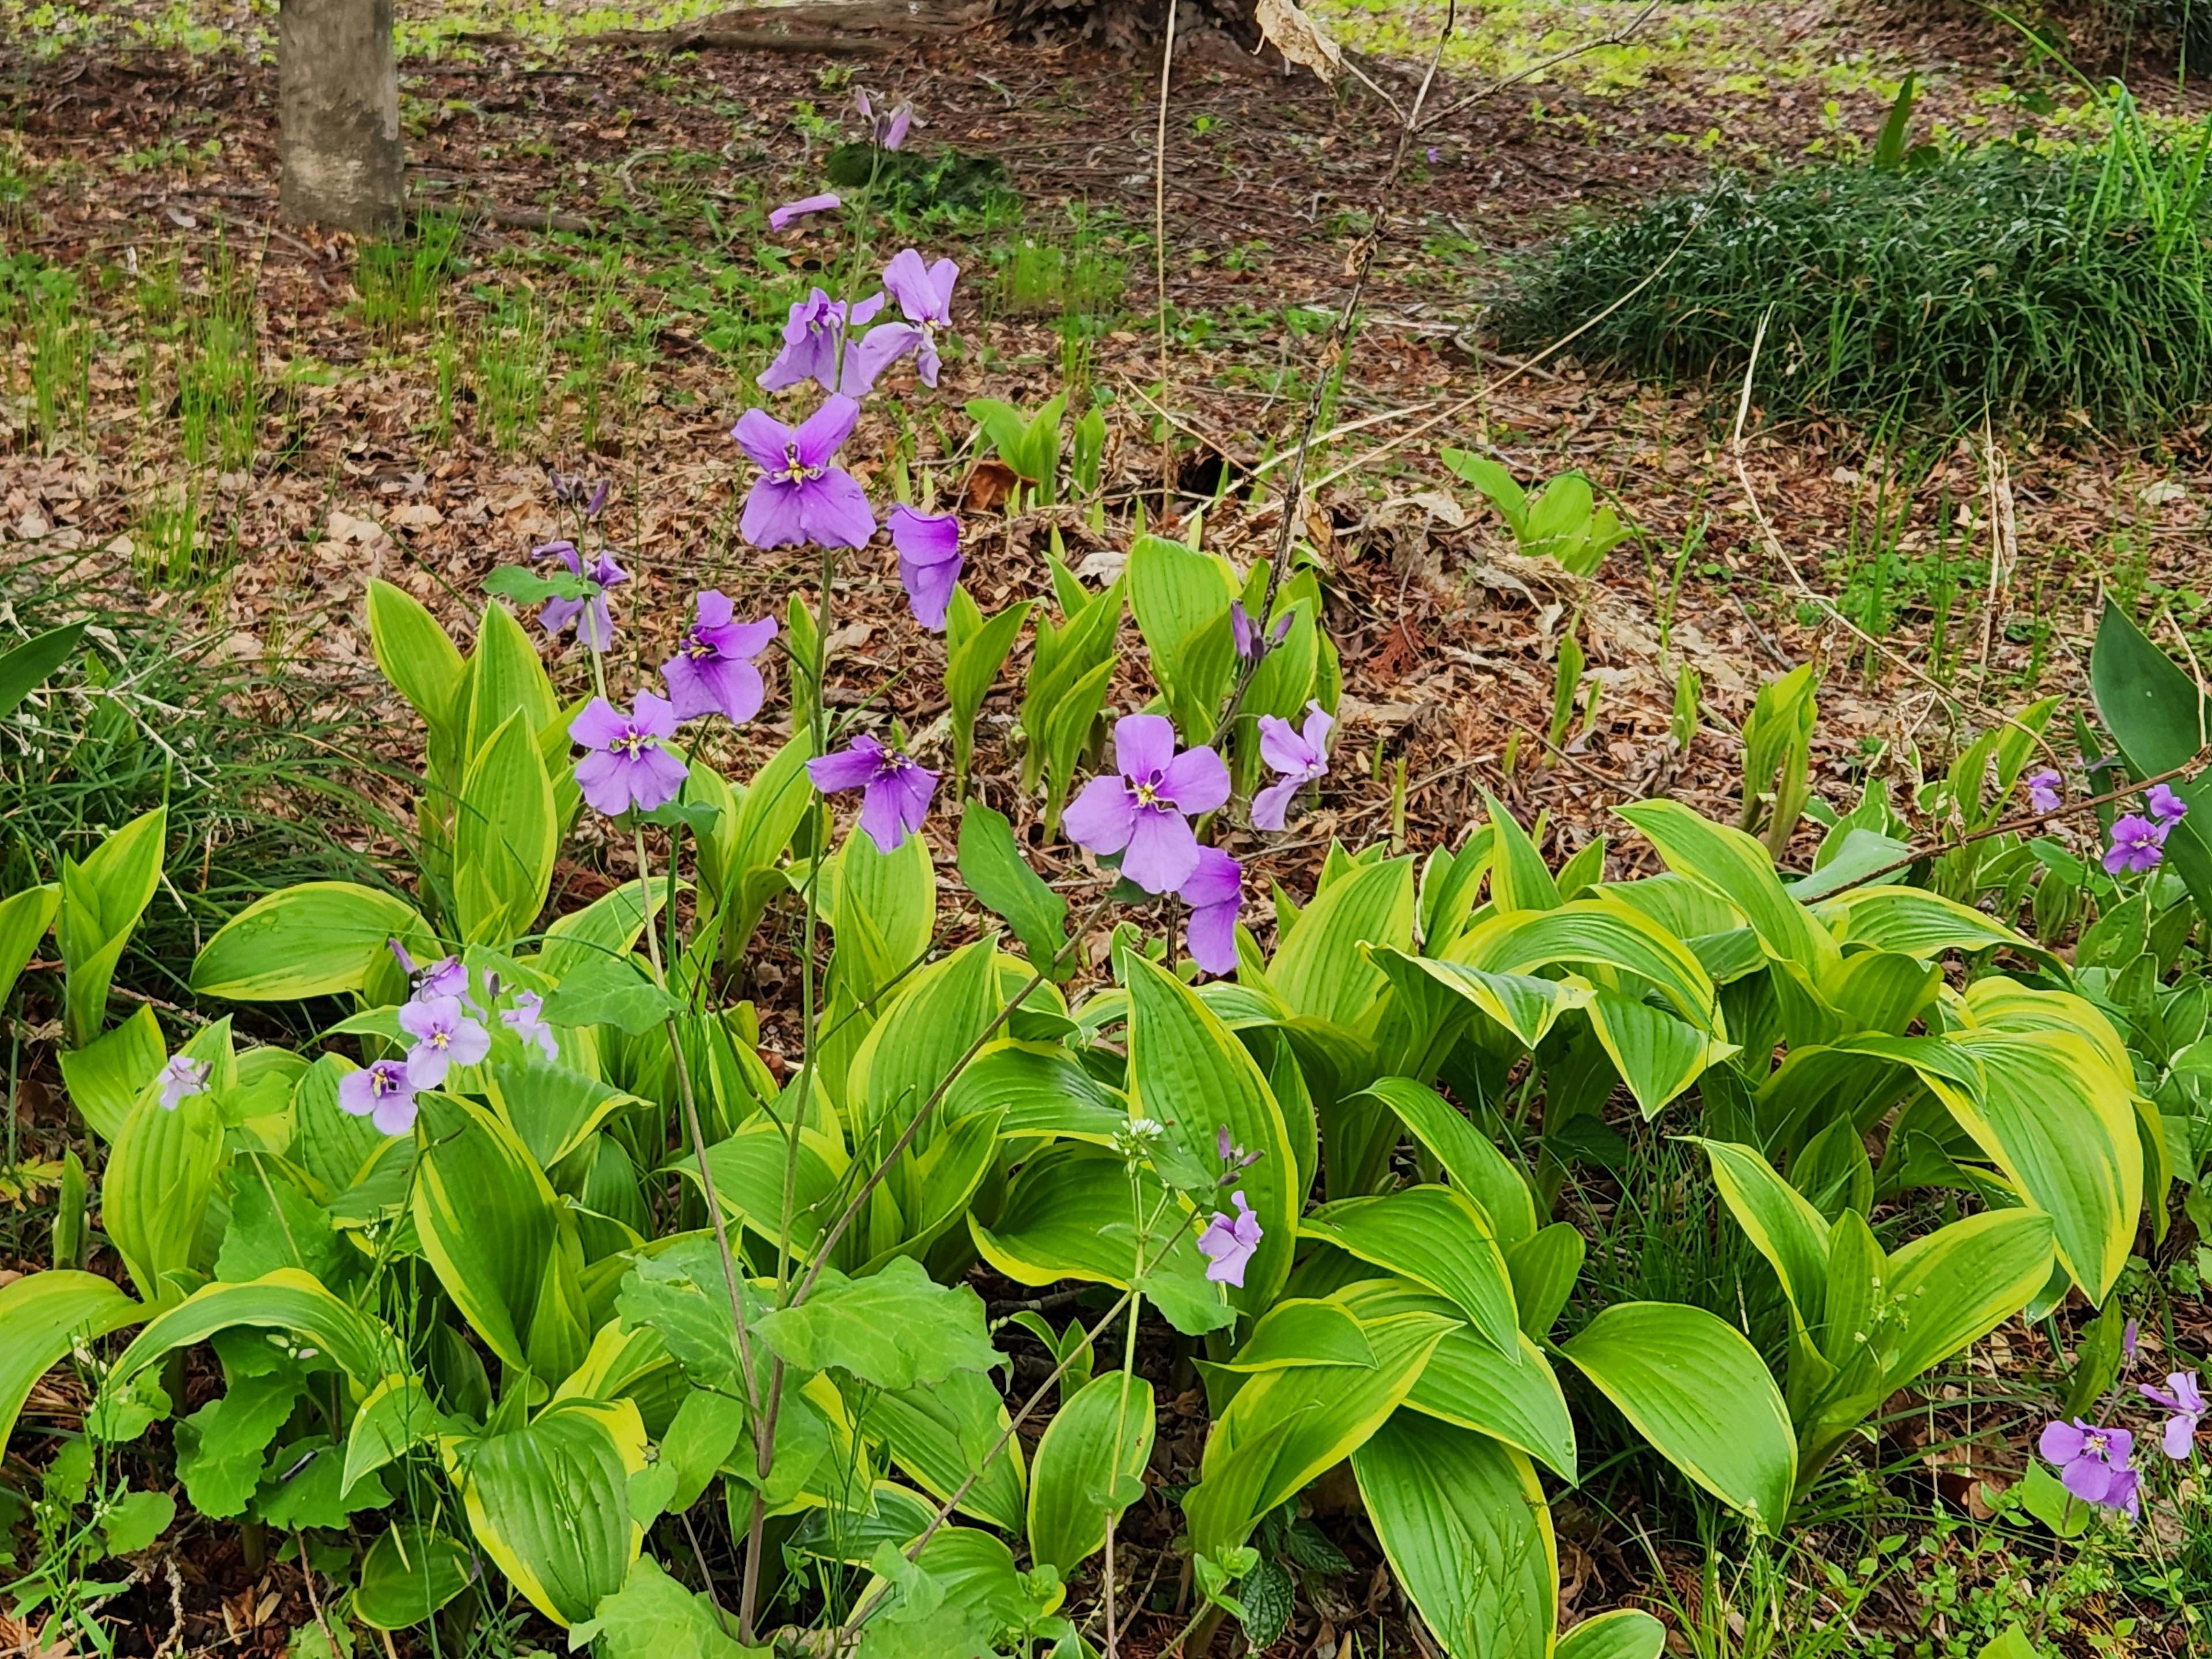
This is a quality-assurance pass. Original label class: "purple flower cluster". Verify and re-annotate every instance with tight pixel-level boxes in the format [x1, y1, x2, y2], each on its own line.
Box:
[2104, 782, 2190, 875]
[339, 950, 559, 1138]
[157, 1054, 209, 1111]
[1198, 1126, 1267, 1286]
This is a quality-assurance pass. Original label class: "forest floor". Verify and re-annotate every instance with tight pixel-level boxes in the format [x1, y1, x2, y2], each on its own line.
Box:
[5, 0, 2212, 1652]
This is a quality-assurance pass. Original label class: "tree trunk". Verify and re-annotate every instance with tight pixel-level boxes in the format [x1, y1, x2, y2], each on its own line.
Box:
[278, 0, 403, 233]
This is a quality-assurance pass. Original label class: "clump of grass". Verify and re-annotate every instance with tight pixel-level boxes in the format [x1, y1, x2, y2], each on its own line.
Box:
[0, 580, 397, 1016]
[358, 212, 464, 338]
[472, 287, 550, 451]
[1497, 107, 2212, 433]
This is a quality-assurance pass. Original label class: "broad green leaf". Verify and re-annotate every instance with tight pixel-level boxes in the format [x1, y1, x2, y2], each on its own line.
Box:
[1027, 1373, 1154, 1575]
[1340, 1280, 1576, 1481]
[366, 578, 465, 740]
[449, 1396, 647, 1626]
[660, 1387, 749, 1514]
[1560, 1301, 1796, 1531]
[1218, 1298, 1377, 1372]
[1874, 1208, 2054, 1392]
[1613, 800, 1838, 977]
[1586, 989, 1733, 1119]
[1504, 1223, 1585, 1342]
[1351, 1412, 1556, 1659]
[412, 1092, 559, 1370]
[176, 1370, 303, 1517]
[355, 1522, 476, 1631]
[943, 1041, 1126, 1143]
[721, 732, 820, 956]
[0, 882, 57, 1019]
[865, 1367, 1027, 1535]
[1454, 893, 1722, 1037]
[847, 938, 999, 1137]
[1183, 1309, 1452, 1559]
[1926, 1029, 2138, 1298]
[2091, 599, 2212, 917]
[539, 877, 671, 982]
[1481, 793, 1560, 915]
[957, 804, 1068, 979]
[103, 1270, 394, 1399]
[98, 1488, 175, 1557]
[699, 1119, 846, 1260]
[1270, 856, 1415, 1034]
[946, 598, 1033, 787]
[192, 881, 427, 1001]
[0, 1271, 141, 1455]
[1371, 950, 1585, 1051]
[456, 710, 559, 946]
[0, 619, 87, 718]
[58, 804, 167, 1047]
[463, 599, 559, 764]
[1303, 1186, 1518, 1359]
[56, 1002, 164, 1142]
[613, 1236, 766, 1398]
[343, 1373, 445, 1497]
[487, 1059, 638, 1172]
[1127, 533, 1238, 742]
[1344, 1079, 1535, 1244]
[1557, 1609, 1668, 1659]
[1695, 1139, 1832, 1332]
[758, 1259, 999, 1390]
[104, 1088, 224, 1304]
[1440, 449, 1528, 528]
[1125, 953, 1300, 1305]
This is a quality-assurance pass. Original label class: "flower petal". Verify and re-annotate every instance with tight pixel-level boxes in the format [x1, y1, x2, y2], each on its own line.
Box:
[1159, 744, 1230, 814]
[1252, 775, 1300, 833]
[632, 747, 690, 813]
[574, 750, 634, 816]
[858, 775, 912, 853]
[808, 738, 884, 794]
[1113, 714, 1179, 783]
[1122, 805, 1200, 895]
[888, 505, 961, 567]
[1187, 899, 1238, 975]
[741, 478, 809, 550]
[1258, 714, 1311, 775]
[768, 191, 840, 230]
[794, 394, 861, 469]
[798, 466, 879, 550]
[1063, 776, 1137, 856]
[844, 322, 922, 392]
[881, 248, 935, 323]
[569, 696, 629, 751]
[732, 407, 797, 474]
[1179, 846, 1241, 910]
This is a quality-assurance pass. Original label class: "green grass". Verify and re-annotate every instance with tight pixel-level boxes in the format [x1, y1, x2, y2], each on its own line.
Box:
[1497, 116, 2212, 434]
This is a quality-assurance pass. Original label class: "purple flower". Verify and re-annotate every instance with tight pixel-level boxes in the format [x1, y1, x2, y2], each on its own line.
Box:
[808, 733, 938, 854]
[2142, 1372, 2205, 1460]
[768, 192, 840, 232]
[533, 541, 629, 651]
[2025, 768, 2062, 814]
[339, 1059, 420, 1138]
[2105, 813, 2167, 876]
[571, 691, 690, 817]
[2148, 783, 2189, 824]
[502, 990, 559, 1062]
[888, 506, 963, 632]
[157, 1055, 209, 1111]
[550, 472, 609, 517]
[1229, 600, 1291, 664]
[1215, 1124, 1260, 1174]
[759, 289, 886, 396]
[1198, 1191, 1263, 1287]
[398, 994, 490, 1090]
[413, 955, 468, 1003]
[2039, 1417, 2139, 1515]
[731, 396, 877, 551]
[1253, 701, 1332, 832]
[2124, 1318, 2141, 1365]
[663, 590, 777, 725]
[848, 249, 959, 389]
[1063, 715, 1231, 895]
[1180, 846, 1242, 976]
[854, 89, 913, 149]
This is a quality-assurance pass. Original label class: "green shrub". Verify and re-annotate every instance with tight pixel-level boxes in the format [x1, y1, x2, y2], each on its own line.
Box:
[1496, 124, 2212, 433]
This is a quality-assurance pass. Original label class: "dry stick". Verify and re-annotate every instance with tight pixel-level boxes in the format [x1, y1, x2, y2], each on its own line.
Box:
[1154, 0, 1180, 512]
[1824, 755, 2209, 895]
[1210, 1, 1459, 749]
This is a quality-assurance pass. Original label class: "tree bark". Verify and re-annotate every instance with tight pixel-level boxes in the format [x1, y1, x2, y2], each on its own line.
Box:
[278, 0, 403, 233]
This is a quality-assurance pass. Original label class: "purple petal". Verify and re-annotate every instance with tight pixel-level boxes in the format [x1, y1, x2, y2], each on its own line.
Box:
[851, 292, 886, 326]
[759, 334, 838, 394]
[1159, 745, 1230, 815]
[741, 479, 809, 549]
[694, 589, 735, 630]
[882, 248, 937, 324]
[1299, 702, 1335, 755]
[1252, 775, 1301, 833]
[793, 395, 861, 469]
[732, 407, 798, 474]
[2164, 1414, 2198, 1460]
[574, 751, 635, 816]
[538, 596, 583, 637]
[2103, 1425, 2135, 1465]
[1230, 601, 1255, 659]
[768, 192, 840, 231]
[1112, 714, 1179, 785]
[574, 594, 617, 652]
[1179, 845, 1241, 910]
[1187, 899, 1238, 975]
[1122, 806, 1200, 895]
[534, 540, 582, 575]
[569, 696, 629, 752]
[882, 107, 911, 150]
[371, 1092, 420, 1137]
[859, 775, 914, 853]
[721, 616, 779, 659]
[631, 747, 690, 814]
[2061, 1455, 2115, 1505]
[799, 467, 878, 550]
[695, 657, 766, 724]
[2039, 1419, 2088, 1464]
[845, 323, 922, 392]
[900, 551, 963, 632]
[914, 336, 942, 388]
[888, 505, 961, 567]
[1259, 714, 1313, 776]
[1063, 776, 1137, 856]
[809, 738, 885, 794]
[633, 689, 679, 741]
[893, 761, 938, 834]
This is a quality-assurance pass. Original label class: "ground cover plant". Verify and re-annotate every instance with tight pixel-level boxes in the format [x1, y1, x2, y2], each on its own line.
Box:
[6, 0, 2212, 1655]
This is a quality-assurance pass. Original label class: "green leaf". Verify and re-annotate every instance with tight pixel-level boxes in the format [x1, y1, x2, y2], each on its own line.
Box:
[1125, 953, 1300, 1310]
[1560, 1301, 1796, 1531]
[1270, 855, 1416, 1033]
[1439, 450, 1528, 530]
[1695, 1139, 1832, 1333]
[56, 1002, 164, 1142]
[1027, 1373, 1154, 1575]
[543, 953, 679, 1036]
[946, 600, 1032, 787]
[217, 1161, 346, 1285]
[847, 937, 1000, 1136]
[355, 1523, 477, 1631]
[99, 1488, 176, 1558]
[866, 1368, 1027, 1535]
[456, 710, 558, 946]
[1874, 1209, 2054, 1393]
[103, 1271, 395, 1402]
[254, 1433, 391, 1529]
[1613, 799, 1839, 976]
[1217, 1298, 1377, 1371]
[175, 1370, 303, 1517]
[613, 1237, 767, 1397]
[1556, 1609, 1669, 1659]
[1351, 1413, 1556, 1659]
[943, 1041, 1127, 1144]
[449, 1397, 647, 1627]
[758, 1259, 1000, 1391]
[412, 1093, 560, 1371]
[0, 882, 58, 1020]
[1346, 1078, 1536, 1245]
[0, 1271, 142, 1456]
[1303, 1187, 1519, 1360]
[660, 1387, 749, 1515]
[0, 619, 88, 719]
[365, 579, 465, 740]
[105, 1088, 224, 1304]
[343, 1374, 446, 1497]
[1183, 1310, 1452, 1559]
[192, 882, 427, 1001]
[58, 804, 168, 1048]
[482, 564, 597, 604]
[2091, 598, 2212, 918]
[957, 804, 1069, 979]
[2017, 1460, 2094, 1539]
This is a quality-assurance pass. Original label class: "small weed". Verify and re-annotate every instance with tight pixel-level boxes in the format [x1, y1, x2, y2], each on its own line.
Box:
[473, 287, 550, 451]
[357, 212, 465, 337]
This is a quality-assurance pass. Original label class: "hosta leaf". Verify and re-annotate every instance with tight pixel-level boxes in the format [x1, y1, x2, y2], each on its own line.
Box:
[757, 1259, 999, 1391]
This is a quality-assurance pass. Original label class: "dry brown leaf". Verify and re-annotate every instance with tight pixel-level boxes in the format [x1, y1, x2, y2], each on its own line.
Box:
[1255, 0, 1342, 85]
